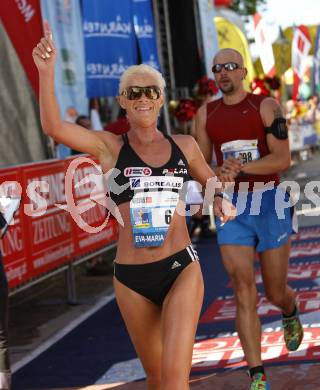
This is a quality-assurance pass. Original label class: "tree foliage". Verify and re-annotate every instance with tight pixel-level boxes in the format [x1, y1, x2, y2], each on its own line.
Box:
[229, 0, 267, 15]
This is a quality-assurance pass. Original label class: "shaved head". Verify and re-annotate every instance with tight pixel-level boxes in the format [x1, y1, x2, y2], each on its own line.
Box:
[213, 48, 244, 66]
[211, 48, 247, 96]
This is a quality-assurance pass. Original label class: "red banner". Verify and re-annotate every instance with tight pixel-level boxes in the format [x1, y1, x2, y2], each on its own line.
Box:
[65, 157, 118, 257]
[0, 157, 119, 289]
[21, 160, 74, 277]
[0, 0, 43, 97]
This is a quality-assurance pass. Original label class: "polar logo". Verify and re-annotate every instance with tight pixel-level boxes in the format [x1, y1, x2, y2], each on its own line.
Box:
[163, 168, 188, 175]
[124, 167, 152, 177]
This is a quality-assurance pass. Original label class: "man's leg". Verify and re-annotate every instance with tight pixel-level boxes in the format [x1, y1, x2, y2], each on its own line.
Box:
[220, 245, 262, 368]
[260, 241, 303, 351]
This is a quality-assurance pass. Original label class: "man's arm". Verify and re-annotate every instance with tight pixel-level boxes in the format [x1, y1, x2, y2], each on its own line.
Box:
[241, 98, 291, 175]
[194, 105, 238, 180]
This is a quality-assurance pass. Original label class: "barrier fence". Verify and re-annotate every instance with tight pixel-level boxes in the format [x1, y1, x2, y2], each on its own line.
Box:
[0, 156, 119, 292]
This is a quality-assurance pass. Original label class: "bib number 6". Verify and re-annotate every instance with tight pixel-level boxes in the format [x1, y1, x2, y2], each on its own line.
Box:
[165, 209, 172, 225]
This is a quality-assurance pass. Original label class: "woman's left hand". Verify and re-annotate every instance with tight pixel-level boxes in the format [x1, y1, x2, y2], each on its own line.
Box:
[213, 196, 236, 224]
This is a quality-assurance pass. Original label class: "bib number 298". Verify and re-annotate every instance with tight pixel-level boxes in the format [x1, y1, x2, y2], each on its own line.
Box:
[239, 151, 253, 163]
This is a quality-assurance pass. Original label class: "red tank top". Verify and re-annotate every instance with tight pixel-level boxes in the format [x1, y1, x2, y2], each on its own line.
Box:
[206, 93, 279, 191]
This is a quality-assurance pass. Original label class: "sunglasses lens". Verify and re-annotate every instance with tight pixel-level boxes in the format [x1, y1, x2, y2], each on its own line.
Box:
[225, 62, 238, 71]
[212, 64, 222, 73]
[145, 87, 161, 100]
[212, 63, 239, 73]
[127, 87, 143, 100]
[124, 86, 161, 100]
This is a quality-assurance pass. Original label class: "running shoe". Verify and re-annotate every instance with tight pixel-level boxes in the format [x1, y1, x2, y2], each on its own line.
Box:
[282, 309, 304, 351]
[250, 373, 270, 390]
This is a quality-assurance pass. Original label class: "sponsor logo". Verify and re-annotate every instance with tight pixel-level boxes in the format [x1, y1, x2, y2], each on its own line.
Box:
[130, 178, 141, 188]
[171, 261, 182, 270]
[162, 168, 188, 175]
[178, 159, 185, 166]
[129, 176, 183, 190]
[131, 196, 153, 204]
[124, 167, 152, 177]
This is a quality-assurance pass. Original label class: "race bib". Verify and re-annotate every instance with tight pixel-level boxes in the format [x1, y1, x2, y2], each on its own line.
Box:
[130, 190, 180, 247]
[221, 139, 260, 163]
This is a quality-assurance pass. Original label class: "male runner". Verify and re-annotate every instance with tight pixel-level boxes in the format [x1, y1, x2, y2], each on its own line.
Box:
[195, 48, 303, 390]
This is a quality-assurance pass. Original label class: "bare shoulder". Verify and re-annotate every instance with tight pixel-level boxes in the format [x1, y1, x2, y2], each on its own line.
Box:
[196, 103, 207, 122]
[171, 134, 200, 164]
[260, 97, 283, 116]
[260, 97, 284, 125]
[171, 134, 197, 153]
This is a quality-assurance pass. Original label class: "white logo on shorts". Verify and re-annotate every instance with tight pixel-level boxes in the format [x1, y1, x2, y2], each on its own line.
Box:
[171, 261, 182, 269]
[277, 233, 288, 242]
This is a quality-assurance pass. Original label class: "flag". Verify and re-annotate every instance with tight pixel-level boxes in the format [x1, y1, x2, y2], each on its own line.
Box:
[253, 13, 275, 76]
[291, 25, 311, 100]
[313, 26, 320, 95]
[0, 0, 43, 97]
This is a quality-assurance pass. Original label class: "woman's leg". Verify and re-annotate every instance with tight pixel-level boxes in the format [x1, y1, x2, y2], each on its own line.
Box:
[114, 277, 163, 390]
[161, 261, 204, 390]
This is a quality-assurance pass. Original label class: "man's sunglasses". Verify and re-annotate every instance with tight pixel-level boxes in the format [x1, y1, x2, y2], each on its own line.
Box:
[212, 62, 241, 73]
[122, 86, 161, 100]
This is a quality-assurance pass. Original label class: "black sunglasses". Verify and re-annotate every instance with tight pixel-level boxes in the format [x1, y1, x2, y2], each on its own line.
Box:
[122, 86, 161, 100]
[212, 62, 241, 73]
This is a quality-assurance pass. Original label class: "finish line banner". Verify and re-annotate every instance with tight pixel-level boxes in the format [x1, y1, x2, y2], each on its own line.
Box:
[132, 0, 160, 70]
[83, 0, 138, 97]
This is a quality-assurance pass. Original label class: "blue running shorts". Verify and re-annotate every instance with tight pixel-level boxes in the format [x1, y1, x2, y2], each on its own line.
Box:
[215, 188, 296, 252]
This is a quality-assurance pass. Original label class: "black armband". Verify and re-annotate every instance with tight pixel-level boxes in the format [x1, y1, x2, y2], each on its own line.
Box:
[265, 117, 288, 140]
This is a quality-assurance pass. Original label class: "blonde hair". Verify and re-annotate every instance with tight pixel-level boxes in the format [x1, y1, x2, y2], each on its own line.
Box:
[119, 64, 166, 94]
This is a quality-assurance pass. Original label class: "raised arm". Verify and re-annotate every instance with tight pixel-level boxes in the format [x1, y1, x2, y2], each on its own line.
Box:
[32, 21, 116, 160]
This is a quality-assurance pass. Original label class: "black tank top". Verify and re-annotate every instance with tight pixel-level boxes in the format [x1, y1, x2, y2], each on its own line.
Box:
[108, 133, 190, 206]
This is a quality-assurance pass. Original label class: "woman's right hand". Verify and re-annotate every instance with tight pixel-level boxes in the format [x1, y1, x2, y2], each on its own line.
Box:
[32, 21, 56, 73]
